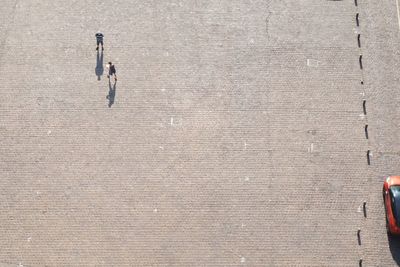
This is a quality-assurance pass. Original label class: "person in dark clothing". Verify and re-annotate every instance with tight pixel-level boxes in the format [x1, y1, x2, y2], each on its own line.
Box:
[107, 62, 117, 81]
[95, 32, 104, 51]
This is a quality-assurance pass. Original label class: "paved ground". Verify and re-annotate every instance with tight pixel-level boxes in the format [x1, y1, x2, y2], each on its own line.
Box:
[0, 0, 400, 266]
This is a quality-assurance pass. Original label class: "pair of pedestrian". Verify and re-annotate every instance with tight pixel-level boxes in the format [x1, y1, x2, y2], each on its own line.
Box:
[95, 32, 117, 81]
[96, 32, 117, 107]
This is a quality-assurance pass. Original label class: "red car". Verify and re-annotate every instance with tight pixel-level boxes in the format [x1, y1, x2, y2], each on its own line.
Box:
[383, 176, 400, 235]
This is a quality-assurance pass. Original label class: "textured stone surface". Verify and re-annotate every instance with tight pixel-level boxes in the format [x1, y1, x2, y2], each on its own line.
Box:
[358, 0, 400, 266]
[0, 0, 398, 266]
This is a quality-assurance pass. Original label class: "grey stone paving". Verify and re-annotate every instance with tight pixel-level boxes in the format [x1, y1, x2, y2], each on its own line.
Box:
[358, 0, 400, 266]
[0, 0, 399, 266]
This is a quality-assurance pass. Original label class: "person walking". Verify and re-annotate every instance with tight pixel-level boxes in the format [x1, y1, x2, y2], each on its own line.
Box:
[107, 62, 117, 81]
[95, 32, 104, 51]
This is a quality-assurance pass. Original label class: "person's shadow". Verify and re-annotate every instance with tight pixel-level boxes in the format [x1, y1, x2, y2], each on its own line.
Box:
[95, 50, 104, 80]
[106, 79, 116, 107]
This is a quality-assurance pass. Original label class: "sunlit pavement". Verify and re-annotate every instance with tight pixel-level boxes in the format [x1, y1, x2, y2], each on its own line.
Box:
[0, 0, 400, 266]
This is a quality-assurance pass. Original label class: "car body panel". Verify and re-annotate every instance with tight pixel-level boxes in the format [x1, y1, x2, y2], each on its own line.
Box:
[383, 176, 400, 235]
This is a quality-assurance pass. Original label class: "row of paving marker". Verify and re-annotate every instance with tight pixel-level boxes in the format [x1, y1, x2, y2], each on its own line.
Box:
[355, 0, 368, 266]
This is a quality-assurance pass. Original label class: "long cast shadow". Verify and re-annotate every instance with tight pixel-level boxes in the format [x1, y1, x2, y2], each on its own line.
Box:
[389, 234, 400, 265]
[106, 79, 116, 108]
[95, 50, 104, 80]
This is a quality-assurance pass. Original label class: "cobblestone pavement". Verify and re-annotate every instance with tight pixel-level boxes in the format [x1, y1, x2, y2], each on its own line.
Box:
[0, 0, 399, 266]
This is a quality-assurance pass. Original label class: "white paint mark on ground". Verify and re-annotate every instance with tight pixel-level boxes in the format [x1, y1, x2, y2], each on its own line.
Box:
[307, 59, 319, 67]
[240, 257, 246, 263]
[359, 114, 366, 120]
[244, 176, 250, 182]
[308, 143, 314, 153]
[396, 0, 400, 31]
[47, 130, 51, 135]
[153, 208, 158, 213]
[170, 117, 182, 127]
[27, 237, 31, 242]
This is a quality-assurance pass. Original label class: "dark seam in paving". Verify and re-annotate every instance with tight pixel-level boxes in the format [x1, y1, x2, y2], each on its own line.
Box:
[363, 100, 367, 115]
[356, 13, 360, 26]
